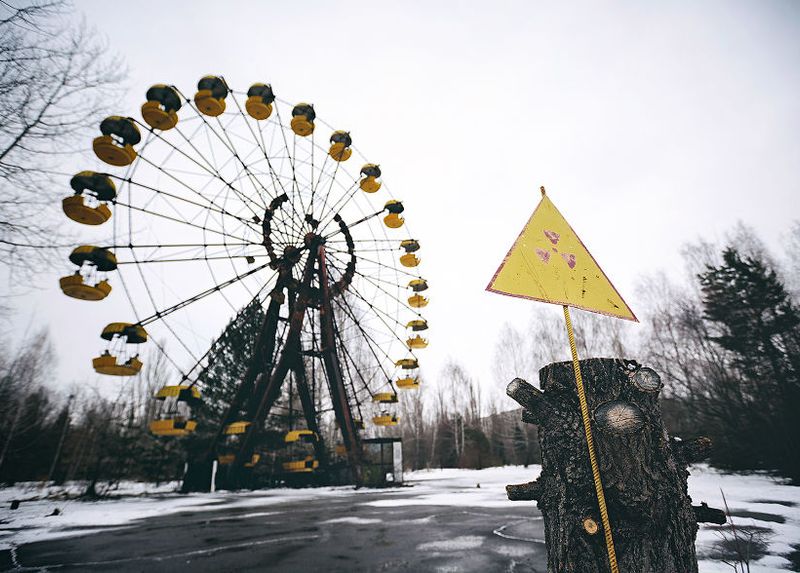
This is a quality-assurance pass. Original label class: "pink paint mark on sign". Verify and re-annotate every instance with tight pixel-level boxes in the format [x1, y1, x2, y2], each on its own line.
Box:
[543, 230, 560, 244]
[561, 253, 576, 269]
[535, 248, 551, 263]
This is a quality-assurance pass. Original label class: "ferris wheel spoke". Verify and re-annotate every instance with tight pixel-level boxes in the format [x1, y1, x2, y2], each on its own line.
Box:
[113, 257, 200, 379]
[344, 251, 423, 280]
[116, 253, 267, 265]
[315, 176, 368, 232]
[331, 260, 419, 319]
[213, 114, 283, 212]
[175, 91, 271, 212]
[315, 171, 359, 232]
[135, 116, 267, 215]
[331, 294, 396, 375]
[322, 210, 383, 240]
[114, 135, 205, 357]
[329, 262, 418, 339]
[113, 175, 258, 229]
[105, 242, 258, 250]
[137, 262, 273, 326]
[228, 94, 308, 238]
[133, 151, 263, 227]
[330, 321, 370, 416]
[272, 104, 309, 218]
[114, 200, 256, 244]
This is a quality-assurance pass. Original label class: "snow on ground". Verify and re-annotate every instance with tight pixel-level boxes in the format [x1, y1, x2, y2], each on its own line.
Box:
[688, 464, 800, 572]
[1, 464, 798, 572]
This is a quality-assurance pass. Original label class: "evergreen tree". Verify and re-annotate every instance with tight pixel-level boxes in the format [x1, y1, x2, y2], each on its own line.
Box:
[195, 299, 267, 433]
[698, 247, 800, 480]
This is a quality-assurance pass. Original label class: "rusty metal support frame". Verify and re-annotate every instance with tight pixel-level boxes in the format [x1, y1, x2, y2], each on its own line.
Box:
[230, 248, 320, 478]
[318, 245, 363, 485]
[204, 222, 363, 488]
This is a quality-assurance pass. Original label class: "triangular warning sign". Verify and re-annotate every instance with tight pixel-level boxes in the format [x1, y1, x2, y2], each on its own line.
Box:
[486, 194, 637, 321]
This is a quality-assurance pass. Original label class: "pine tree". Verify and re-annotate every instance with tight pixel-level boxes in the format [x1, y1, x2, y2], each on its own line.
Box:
[698, 247, 800, 480]
[194, 299, 267, 433]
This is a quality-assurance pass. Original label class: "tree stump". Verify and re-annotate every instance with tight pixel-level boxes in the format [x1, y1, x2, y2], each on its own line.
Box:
[505, 358, 724, 573]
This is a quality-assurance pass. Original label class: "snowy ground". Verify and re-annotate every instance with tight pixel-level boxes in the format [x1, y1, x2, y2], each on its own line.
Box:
[1, 465, 798, 571]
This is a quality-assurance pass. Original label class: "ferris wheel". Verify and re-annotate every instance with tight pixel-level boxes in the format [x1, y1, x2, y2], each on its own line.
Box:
[59, 75, 429, 484]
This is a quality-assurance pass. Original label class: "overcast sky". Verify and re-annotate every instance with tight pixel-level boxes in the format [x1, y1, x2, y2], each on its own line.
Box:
[7, 0, 799, 400]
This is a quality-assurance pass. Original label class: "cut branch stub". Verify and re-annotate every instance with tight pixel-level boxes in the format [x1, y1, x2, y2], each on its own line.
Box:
[594, 400, 645, 435]
[693, 502, 727, 525]
[672, 437, 713, 465]
[506, 377, 552, 425]
[506, 479, 541, 501]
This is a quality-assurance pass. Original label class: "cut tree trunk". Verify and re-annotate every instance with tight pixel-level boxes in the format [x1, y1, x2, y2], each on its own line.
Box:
[506, 358, 723, 573]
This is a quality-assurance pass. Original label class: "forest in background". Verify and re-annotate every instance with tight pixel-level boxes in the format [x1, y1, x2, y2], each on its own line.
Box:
[2, 222, 799, 491]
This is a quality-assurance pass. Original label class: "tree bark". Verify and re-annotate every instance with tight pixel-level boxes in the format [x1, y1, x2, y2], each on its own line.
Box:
[506, 358, 723, 573]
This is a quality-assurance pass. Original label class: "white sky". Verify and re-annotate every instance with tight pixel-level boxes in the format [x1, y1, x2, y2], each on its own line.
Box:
[7, 0, 800, 399]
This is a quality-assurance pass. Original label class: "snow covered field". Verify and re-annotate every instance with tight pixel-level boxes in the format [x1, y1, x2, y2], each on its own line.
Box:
[1, 464, 798, 571]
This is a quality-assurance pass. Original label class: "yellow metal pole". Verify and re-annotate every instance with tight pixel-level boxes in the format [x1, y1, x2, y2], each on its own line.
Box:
[563, 304, 620, 573]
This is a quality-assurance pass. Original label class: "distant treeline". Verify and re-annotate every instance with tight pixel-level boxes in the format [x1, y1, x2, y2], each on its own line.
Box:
[1, 223, 798, 489]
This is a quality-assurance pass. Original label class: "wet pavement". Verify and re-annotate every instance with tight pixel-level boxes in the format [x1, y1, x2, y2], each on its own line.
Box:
[1, 488, 547, 572]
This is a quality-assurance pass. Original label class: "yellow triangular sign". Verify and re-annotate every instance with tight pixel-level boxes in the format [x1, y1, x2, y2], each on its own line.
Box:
[486, 193, 637, 321]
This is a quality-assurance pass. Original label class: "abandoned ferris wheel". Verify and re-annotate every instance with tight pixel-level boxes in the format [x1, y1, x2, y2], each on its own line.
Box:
[59, 76, 429, 485]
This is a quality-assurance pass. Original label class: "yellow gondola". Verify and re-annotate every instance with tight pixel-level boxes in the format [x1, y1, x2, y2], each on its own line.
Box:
[372, 413, 399, 427]
[283, 455, 319, 473]
[92, 352, 143, 376]
[329, 131, 352, 162]
[408, 278, 429, 292]
[93, 116, 141, 166]
[101, 322, 148, 343]
[60, 244, 117, 301]
[218, 454, 236, 465]
[290, 103, 315, 136]
[244, 454, 261, 468]
[359, 164, 381, 193]
[372, 392, 398, 403]
[63, 171, 116, 225]
[400, 253, 420, 267]
[69, 245, 117, 271]
[384, 200, 405, 229]
[406, 319, 428, 331]
[141, 84, 182, 130]
[400, 239, 420, 253]
[93, 322, 147, 376]
[149, 418, 197, 436]
[395, 358, 419, 369]
[408, 294, 429, 308]
[406, 335, 428, 349]
[59, 274, 111, 301]
[396, 377, 420, 389]
[155, 385, 201, 403]
[194, 75, 228, 117]
[224, 421, 251, 435]
[245, 83, 275, 120]
[285, 429, 317, 443]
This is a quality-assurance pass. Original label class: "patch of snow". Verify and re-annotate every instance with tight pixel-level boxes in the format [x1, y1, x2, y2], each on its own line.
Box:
[321, 516, 382, 525]
[417, 535, 484, 551]
[687, 464, 800, 572]
[491, 544, 536, 558]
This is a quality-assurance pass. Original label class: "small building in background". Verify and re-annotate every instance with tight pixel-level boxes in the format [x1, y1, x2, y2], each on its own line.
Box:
[362, 438, 403, 486]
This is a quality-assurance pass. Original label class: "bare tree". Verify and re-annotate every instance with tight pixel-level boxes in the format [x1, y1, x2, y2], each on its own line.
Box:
[0, 1, 124, 278]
